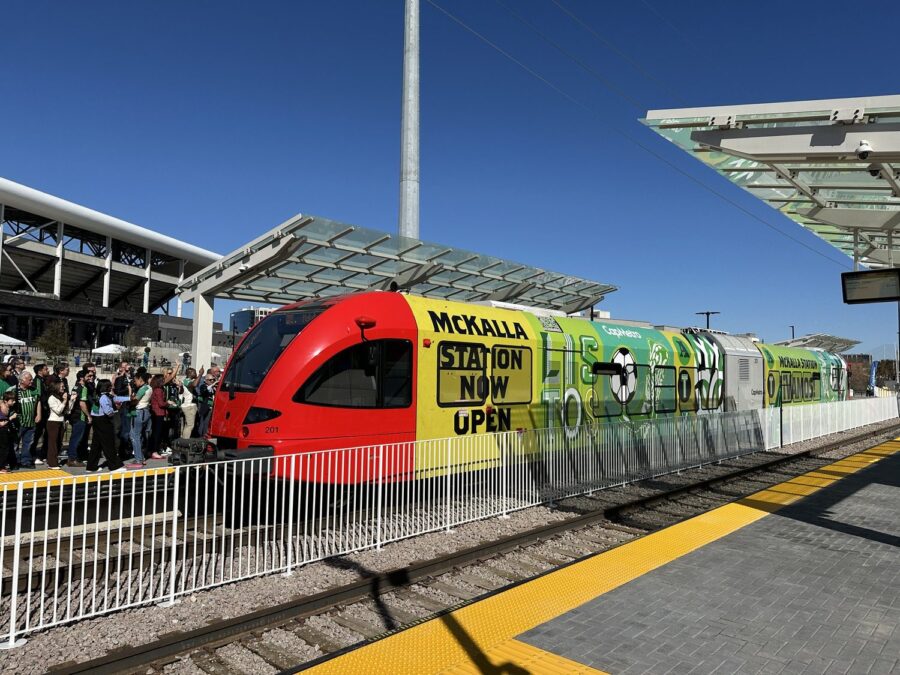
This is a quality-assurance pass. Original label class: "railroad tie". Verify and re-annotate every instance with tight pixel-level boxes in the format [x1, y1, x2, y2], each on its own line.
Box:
[505, 559, 546, 576]
[577, 533, 618, 547]
[482, 565, 526, 582]
[330, 613, 384, 639]
[427, 580, 479, 600]
[600, 522, 646, 535]
[524, 551, 570, 565]
[453, 573, 500, 592]
[292, 625, 347, 654]
[244, 638, 298, 671]
[394, 588, 448, 612]
[190, 648, 243, 675]
[551, 545, 591, 559]
[377, 601, 422, 625]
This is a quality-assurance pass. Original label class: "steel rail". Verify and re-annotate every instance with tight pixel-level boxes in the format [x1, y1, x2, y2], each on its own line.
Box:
[50, 423, 900, 675]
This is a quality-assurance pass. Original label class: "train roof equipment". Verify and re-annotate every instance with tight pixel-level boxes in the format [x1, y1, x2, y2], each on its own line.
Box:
[773, 333, 861, 354]
[179, 212, 618, 367]
[643, 94, 900, 271]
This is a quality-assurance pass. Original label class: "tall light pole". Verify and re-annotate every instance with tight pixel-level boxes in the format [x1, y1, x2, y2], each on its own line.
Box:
[696, 311, 720, 330]
[789, 324, 795, 340]
[398, 0, 420, 240]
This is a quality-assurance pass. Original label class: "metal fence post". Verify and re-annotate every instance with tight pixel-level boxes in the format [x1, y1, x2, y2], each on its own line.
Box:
[159, 468, 181, 608]
[283, 455, 296, 574]
[376, 445, 384, 550]
[779, 404, 784, 448]
[500, 434, 510, 519]
[1, 489, 27, 649]
[445, 438, 453, 532]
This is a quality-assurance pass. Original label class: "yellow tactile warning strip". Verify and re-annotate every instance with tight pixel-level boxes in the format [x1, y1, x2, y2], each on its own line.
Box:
[302, 439, 900, 675]
[440, 639, 607, 675]
[0, 465, 174, 489]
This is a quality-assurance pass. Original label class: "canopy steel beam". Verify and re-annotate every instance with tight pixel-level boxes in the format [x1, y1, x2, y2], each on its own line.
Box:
[797, 207, 900, 232]
[691, 124, 900, 162]
[769, 164, 828, 208]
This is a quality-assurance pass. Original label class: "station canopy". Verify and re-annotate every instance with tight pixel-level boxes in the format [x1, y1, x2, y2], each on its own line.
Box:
[179, 214, 617, 314]
[644, 94, 900, 269]
[773, 333, 860, 353]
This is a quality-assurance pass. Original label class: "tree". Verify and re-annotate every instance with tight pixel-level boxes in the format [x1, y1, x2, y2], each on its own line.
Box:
[34, 320, 70, 364]
[121, 326, 144, 365]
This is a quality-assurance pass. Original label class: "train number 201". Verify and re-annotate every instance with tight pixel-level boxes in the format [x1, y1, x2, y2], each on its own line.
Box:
[264, 426, 279, 434]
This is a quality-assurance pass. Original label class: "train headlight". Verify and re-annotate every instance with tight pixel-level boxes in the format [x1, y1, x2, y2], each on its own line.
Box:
[243, 407, 282, 424]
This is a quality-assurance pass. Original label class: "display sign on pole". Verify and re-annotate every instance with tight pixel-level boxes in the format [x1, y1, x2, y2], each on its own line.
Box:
[841, 269, 900, 304]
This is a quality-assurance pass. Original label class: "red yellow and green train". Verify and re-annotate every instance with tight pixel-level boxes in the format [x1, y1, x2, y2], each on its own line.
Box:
[209, 291, 848, 480]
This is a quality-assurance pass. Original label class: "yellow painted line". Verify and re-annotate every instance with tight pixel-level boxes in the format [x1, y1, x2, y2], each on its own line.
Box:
[303, 439, 900, 675]
[0, 466, 174, 490]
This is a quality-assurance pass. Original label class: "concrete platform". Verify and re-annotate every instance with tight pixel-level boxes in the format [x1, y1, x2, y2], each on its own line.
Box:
[0, 458, 173, 489]
[301, 440, 900, 674]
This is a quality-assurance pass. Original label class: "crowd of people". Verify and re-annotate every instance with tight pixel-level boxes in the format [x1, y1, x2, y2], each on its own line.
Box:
[0, 358, 221, 474]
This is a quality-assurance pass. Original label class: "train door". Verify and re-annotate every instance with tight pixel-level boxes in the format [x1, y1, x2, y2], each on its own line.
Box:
[544, 345, 581, 433]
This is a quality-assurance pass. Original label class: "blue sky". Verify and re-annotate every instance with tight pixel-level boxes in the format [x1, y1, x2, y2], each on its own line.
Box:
[4, 0, 900, 356]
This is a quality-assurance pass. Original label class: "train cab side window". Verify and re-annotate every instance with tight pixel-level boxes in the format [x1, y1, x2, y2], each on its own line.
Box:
[381, 340, 413, 407]
[295, 339, 412, 409]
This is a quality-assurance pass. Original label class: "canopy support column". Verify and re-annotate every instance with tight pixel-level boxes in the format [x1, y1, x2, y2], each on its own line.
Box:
[176, 260, 185, 318]
[53, 222, 64, 298]
[0, 204, 5, 281]
[102, 235, 112, 308]
[143, 248, 151, 314]
[190, 294, 215, 370]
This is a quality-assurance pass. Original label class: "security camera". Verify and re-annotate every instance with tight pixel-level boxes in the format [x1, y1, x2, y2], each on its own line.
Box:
[868, 164, 882, 178]
[856, 140, 873, 160]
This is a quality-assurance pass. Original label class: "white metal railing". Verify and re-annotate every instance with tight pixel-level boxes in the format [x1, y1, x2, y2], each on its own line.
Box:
[774, 396, 898, 447]
[0, 397, 896, 647]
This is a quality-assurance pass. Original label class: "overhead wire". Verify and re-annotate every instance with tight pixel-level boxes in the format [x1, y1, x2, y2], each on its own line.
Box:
[547, 0, 689, 106]
[424, 0, 852, 270]
[635, 0, 705, 56]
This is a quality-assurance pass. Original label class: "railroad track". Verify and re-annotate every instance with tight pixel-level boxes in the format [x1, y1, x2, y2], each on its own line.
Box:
[51, 423, 900, 675]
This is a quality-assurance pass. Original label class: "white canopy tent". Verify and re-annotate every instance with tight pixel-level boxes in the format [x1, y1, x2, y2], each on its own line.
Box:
[0, 334, 26, 347]
[92, 344, 127, 355]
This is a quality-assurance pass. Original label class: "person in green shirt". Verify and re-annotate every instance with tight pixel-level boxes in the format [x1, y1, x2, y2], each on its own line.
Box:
[15, 372, 41, 468]
[0, 363, 11, 397]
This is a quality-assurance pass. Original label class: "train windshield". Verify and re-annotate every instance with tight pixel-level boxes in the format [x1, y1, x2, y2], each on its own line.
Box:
[223, 308, 323, 393]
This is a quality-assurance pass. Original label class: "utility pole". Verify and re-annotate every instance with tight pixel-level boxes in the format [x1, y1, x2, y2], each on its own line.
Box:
[696, 311, 720, 330]
[789, 324, 795, 340]
[398, 0, 420, 240]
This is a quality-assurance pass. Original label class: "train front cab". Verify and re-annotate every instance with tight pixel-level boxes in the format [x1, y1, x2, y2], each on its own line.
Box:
[208, 292, 420, 485]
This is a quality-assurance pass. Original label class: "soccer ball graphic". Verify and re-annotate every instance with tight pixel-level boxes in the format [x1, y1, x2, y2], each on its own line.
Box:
[610, 348, 637, 404]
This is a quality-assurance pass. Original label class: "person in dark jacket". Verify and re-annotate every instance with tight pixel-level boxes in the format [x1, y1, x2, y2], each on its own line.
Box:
[86, 380, 125, 473]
